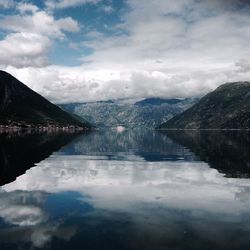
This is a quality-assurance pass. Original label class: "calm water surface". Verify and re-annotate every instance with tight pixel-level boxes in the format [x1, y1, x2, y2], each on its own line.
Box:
[0, 129, 250, 250]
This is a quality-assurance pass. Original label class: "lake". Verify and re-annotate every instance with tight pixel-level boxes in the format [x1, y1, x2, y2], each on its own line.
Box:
[0, 129, 250, 250]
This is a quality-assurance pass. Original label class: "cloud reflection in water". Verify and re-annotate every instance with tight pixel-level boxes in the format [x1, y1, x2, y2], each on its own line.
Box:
[0, 130, 250, 250]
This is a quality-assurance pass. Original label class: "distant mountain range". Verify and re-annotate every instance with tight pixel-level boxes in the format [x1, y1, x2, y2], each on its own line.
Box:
[134, 98, 184, 106]
[158, 82, 250, 129]
[60, 97, 198, 128]
[0, 71, 91, 130]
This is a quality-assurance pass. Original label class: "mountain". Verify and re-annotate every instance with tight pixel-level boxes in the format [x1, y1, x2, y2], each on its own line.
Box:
[0, 71, 91, 129]
[60, 97, 198, 128]
[135, 98, 183, 106]
[158, 82, 250, 129]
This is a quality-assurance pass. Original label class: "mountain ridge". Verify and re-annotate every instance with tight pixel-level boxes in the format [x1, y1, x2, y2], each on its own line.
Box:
[0, 71, 92, 130]
[134, 97, 184, 106]
[60, 97, 198, 128]
[157, 81, 250, 129]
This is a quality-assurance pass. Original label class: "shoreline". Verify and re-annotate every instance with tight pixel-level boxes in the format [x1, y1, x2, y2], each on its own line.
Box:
[0, 124, 91, 134]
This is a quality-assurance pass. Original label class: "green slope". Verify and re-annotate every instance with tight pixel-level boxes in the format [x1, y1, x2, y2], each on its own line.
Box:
[158, 82, 250, 129]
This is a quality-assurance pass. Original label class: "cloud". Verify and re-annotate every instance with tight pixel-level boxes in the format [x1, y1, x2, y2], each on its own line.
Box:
[1, 0, 250, 101]
[84, 0, 250, 66]
[0, 10, 80, 38]
[0, 3, 80, 68]
[3, 58, 250, 103]
[61, 0, 250, 101]
[0, 0, 14, 8]
[99, 5, 114, 13]
[56, 17, 80, 32]
[16, 2, 39, 14]
[45, 0, 100, 9]
[0, 33, 50, 67]
[235, 58, 250, 73]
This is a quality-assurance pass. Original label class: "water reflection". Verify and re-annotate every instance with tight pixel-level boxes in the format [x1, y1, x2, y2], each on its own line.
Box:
[0, 129, 250, 250]
[0, 131, 81, 185]
[163, 130, 250, 178]
[61, 129, 197, 161]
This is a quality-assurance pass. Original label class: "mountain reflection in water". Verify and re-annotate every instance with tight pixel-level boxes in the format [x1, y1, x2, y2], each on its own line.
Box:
[0, 129, 250, 250]
[163, 130, 250, 178]
[0, 131, 81, 186]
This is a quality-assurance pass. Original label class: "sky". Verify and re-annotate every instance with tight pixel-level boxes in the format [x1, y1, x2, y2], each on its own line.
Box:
[1, 0, 250, 103]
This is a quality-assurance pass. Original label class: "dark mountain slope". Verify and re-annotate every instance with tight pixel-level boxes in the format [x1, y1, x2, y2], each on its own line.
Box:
[158, 82, 250, 129]
[0, 71, 91, 129]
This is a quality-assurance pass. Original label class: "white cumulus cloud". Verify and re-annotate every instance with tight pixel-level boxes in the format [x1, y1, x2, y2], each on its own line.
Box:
[0, 33, 50, 67]
[1, 0, 250, 101]
[0, 2, 80, 68]
[0, 10, 80, 38]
